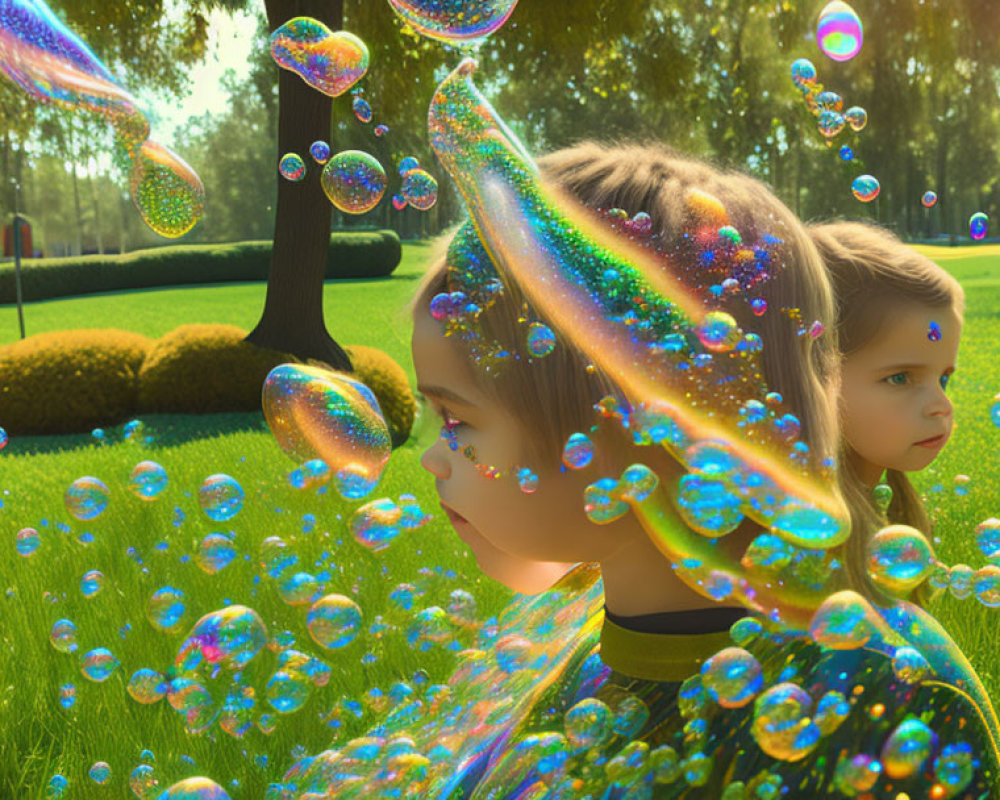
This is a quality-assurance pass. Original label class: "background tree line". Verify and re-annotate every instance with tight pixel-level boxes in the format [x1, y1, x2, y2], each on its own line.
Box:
[2, 0, 998, 257]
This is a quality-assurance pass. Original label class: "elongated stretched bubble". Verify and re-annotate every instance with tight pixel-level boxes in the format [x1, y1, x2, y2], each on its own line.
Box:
[0, 0, 205, 237]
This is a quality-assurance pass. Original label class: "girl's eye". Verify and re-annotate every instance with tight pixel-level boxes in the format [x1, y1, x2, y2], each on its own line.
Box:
[438, 407, 465, 431]
[884, 372, 909, 387]
[940, 373, 950, 391]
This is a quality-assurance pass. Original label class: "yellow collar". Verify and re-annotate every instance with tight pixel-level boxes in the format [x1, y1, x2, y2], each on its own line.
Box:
[599, 613, 735, 682]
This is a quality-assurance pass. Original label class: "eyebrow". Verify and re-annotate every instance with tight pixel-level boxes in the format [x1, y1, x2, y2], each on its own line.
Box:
[416, 384, 477, 408]
[878, 363, 955, 372]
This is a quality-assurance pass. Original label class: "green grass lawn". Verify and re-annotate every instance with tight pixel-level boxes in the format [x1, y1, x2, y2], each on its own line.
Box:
[1, 243, 1000, 797]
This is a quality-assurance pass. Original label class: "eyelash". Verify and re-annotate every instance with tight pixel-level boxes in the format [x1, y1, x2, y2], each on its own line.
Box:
[437, 405, 465, 431]
[882, 371, 951, 390]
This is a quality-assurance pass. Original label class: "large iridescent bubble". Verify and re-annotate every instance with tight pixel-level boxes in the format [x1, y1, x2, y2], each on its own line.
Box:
[174, 606, 268, 673]
[269, 17, 368, 97]
[129, 140, 206, 238]
[262, 363, 391, 500]
[155, 777, 231, 800]
[817, 1, 863, 62]
[321, 150, 387, 213]
[387, 0, 520, 43]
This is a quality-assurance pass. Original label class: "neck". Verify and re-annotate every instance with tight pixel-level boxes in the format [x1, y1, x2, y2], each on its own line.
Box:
[599, 523, 750, 617]
[848, 448, 886, 490]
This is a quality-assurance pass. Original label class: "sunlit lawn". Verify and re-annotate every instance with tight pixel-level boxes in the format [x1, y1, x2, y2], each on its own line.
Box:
[1, 243, 999, 797]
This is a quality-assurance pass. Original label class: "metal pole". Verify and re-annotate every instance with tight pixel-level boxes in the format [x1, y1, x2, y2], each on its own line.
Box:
[12, 177, 26, 340]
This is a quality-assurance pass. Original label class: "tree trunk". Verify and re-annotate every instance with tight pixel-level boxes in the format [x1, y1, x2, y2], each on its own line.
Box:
[245, 0, 352, 372]
[90, 173, 104, 255]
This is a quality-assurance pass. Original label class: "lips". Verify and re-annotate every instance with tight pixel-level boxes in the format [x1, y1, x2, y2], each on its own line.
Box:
[915, 433, 947, 448]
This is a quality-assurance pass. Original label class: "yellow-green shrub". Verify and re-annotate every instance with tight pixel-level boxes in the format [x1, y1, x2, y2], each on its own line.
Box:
[0, 329, 153, 434]
[137, 324, 297, 415]
[340, 344, 417, 449]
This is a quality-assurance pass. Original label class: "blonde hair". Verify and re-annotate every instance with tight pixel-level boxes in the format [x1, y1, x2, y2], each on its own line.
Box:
[403, 140, 876, 597]
[810, 220, 965, 603]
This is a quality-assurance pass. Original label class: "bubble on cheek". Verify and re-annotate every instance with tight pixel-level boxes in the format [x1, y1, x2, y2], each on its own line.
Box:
[516, 467, 539, 494]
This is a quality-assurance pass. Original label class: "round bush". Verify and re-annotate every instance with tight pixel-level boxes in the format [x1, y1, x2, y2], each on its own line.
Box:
[0, 329, 153, 434]
[137, 324, 297, 415]
[340, 344, 416, 448]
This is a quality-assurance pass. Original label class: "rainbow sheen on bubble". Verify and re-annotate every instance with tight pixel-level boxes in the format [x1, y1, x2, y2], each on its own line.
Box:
[64, 476, 109, 520]
[147, 586, 187, 633]
[922, 190, 939, 208]
[851, 174, 880, 202]
[128, 668, 168, 704]
[196, 533, 236, 574]
[309, 140, 331, 164]
[129, 140, 206, 237]
[817, 1, 863, 62]
[387, 0, 520, 43]
[198, 474, 244, 522]
[351, 494, 430, 552]
[174, 605, 268, 673]
[320, 150, 387, 213]
[262, 363, 391, 499]
[307, 594, 362, 649]
[278, 152, 306, 182]
[156, 776, 231, 800]
[970, 212, 989, 241]
[128, 460, 168, 500]
[401, 167, 439, 210]
[16, 526, 39, 556]
[80, 647, 119, 681]
[867, 524, 935, 596]
[352, 95, 373, 123]
[269, 18, 368, 97]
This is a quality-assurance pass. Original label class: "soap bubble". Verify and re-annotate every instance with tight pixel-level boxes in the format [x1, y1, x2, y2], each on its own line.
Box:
[817, 1, 863, 62]
[891, 646, 931, 683]
[817, 110, 845, 140]
[751, 683, 820, 761]
[0, 427, 6, 449]
[156, 776, 231, 800]
[867, 524, 935, 595]
[278, 572, 323, 606]
[310, 140, 331, 164]
[307, 594, 362, 649]
[374, 124, 389, 136]
[969, 212, 989, 241]
[128, 668, 168, 704]
[89, 762, 111, 785]
[352, 95, 373, 123]
[992, 397, 1000, 428]
[387, 0, 520, 43]
[406, 606, 454, 652]
[197, 533, 236, 574]
[16, 527, 40, 556]
[844, 106, 867, 131]
[833, 752, 881, 793]
[881, 718, 936, 779]
[790, 58, 817, 88]
[130, 764, 160, 799]
[933, 742, 975, 795]
[147, 586, 187, 633]
[198, 474, 244, 522]
[973, 565, 1000, 607]
[321, 150, 387, 213]
[564, 698, 613, 749]
[262, 364, 391, 498]
[391, 194, 407, 210]
[696, 311, 741, 353]
[851, 174, 880, 203]
[51, 619, 78, 653]
[701, 647, 763, 708]
[279, 152, 306, 182]
[921, 190, 938, 208]
[351, 495, 428, 552]
[270, 18, 368, 97]
[562, 433, 595, 470]
[838, 145, 854, 161]
[129, 460, 168, 500]
[80, 569, 104, 598]
[129, 140, 206, 238]
[526, 322, 556, 357]
[401, 168, 438, 210]
[47, 775, 67, 798]
[398, 156, 420, 175]
[815, 90, 843, 111]
[65, 476, 110, 520]
[59, 684, 76, 709]
[80, 647, 120, 681]
[175, 606, 268, 672]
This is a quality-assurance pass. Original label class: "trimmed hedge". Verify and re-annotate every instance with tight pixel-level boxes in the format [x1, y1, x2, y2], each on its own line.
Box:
[0, 324, 416, 446]
[0, 230, 402, 304]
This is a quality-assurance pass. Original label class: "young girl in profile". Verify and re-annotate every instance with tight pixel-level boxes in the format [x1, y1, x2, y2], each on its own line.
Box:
[400, 139, 997, 796]
[810, 221, 964, 601]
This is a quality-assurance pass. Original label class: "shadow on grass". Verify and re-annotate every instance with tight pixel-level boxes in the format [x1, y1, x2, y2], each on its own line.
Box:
[6, 411, 272, 457]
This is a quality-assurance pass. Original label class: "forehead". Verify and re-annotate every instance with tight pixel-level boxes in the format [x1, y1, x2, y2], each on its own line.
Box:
[410, 307, 490, 405]
[853, 303, 961, 365]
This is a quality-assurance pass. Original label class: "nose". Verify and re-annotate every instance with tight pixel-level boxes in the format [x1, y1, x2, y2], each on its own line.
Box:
[926, 385, 953, 419]
[420, 437, 451, 479]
